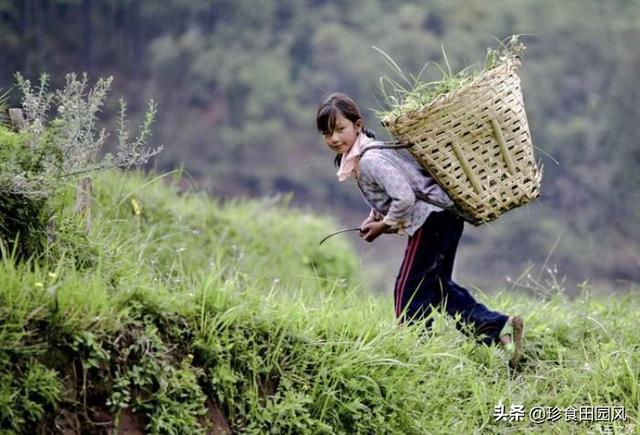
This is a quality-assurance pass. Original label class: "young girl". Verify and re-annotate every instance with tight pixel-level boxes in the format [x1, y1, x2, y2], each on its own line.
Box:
[316, 92, 523, 363]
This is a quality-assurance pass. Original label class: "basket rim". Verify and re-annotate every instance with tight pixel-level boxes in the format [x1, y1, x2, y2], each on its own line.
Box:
[381, 57, 522, 129]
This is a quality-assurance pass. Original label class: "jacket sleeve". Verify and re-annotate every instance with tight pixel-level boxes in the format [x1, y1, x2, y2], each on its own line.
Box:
[359, 156, 415, 233]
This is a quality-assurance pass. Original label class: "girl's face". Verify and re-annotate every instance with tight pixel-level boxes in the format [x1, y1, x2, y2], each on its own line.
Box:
[322, 112, 363, 155]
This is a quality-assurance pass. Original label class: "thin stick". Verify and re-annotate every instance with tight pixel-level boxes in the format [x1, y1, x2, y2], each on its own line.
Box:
[319, 227, 362, 246]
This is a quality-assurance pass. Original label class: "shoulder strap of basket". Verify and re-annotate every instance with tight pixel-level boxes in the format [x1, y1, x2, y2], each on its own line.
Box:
[359, 141, 413, 153]
[359, 142, 475, 224]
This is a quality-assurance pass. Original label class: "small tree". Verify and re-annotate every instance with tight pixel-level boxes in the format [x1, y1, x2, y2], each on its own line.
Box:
[0, 72, 162, 259]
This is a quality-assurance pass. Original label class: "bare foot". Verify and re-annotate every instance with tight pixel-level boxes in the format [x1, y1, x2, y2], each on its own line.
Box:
[500, 316, 524, 365]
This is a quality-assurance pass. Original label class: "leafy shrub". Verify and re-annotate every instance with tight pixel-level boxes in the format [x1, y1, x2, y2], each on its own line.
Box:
[0, 73, 161, 260]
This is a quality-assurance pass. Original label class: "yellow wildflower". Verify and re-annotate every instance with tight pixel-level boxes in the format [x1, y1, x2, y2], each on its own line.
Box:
[130, 198, 142, 216]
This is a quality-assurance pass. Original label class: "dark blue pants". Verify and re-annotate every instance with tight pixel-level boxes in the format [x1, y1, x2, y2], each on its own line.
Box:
[393, 210, 508, 345]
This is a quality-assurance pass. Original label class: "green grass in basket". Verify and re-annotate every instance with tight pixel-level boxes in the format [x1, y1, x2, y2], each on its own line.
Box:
[373, 35, 526, 123]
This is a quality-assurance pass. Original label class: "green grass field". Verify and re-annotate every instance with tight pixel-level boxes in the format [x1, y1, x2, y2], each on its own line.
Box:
[1, 170, 638, 434]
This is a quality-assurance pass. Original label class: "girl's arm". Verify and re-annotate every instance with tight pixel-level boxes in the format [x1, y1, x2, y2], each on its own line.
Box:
[359, 157, 415, 234]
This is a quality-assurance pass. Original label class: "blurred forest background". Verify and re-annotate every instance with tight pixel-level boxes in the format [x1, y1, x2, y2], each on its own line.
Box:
[1, 0, 638, 295]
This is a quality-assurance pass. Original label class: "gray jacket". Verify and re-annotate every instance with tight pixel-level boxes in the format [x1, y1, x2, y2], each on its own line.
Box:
[356, 142, 454, 236]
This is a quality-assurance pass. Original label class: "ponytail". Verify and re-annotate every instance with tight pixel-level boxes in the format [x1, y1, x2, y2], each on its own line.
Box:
[362, 127, 376, 139]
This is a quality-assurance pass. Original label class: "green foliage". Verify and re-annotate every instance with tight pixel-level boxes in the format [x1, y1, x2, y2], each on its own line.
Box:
[46, 213, 99, 270]
[0, 72, 161, 262]
[0, 126, 50, 260]
[146, 363, 207, 434]
[0, 268, 64, 429]
[0, 167, 360, 431]
[78, 170, 358, 290]
[0, 191, 48, 261]
[0, 169, 638, 433]
[373, 35, 526, 121]
[106, 318, 207, 434]
[0, 362, 62, 431]
[11, 72, 161, 197]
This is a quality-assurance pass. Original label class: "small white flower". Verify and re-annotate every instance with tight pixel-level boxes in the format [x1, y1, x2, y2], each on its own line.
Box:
[58, 105, 65, 114]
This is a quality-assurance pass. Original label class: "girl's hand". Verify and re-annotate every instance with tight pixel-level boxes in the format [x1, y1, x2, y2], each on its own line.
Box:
[383, 225, 399, 234]
[360, 215, 377, 229]
[359, 221, 391, 242]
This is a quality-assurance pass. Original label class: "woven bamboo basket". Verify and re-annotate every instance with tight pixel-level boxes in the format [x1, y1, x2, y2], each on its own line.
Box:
[382, 57, 542, 225]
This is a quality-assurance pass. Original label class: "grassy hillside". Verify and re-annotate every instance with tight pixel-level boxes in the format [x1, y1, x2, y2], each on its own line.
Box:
[0, 171, 638, 434]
